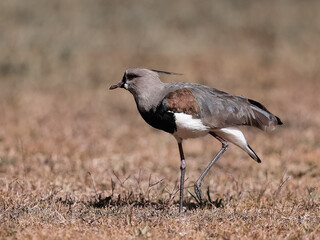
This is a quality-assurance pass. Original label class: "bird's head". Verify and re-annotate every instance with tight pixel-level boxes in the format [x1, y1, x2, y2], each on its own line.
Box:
[109, 68, 181, 95]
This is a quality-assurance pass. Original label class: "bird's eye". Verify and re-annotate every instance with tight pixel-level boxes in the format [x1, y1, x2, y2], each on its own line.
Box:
[126, 74, 139, 81]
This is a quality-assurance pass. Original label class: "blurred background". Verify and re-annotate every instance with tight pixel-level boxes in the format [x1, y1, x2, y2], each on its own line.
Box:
[1, 0, 320, 205]
[1, 0, 319, 90]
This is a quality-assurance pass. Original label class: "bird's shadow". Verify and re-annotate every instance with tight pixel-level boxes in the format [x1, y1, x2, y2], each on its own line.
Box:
[72, 186, 224, 211]
[186, 186, 224, 210]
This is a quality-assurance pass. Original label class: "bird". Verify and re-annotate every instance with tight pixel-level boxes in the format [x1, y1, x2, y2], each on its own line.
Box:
[109, 67, 282, 212]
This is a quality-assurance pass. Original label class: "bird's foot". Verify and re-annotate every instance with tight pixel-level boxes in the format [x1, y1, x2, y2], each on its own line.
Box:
[194, 182, 203, 204]
[179, 201, 183, 213]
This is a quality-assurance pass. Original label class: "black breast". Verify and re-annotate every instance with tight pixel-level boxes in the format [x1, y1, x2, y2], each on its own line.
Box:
[139, 101, 176, 134]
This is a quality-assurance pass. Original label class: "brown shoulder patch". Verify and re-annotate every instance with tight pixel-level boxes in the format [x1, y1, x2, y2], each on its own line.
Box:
[166, 88, 199, 116]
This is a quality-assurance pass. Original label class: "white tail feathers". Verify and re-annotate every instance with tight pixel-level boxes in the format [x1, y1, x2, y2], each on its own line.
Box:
[246, 144, 261, 163]
[213, 127, 261, 163]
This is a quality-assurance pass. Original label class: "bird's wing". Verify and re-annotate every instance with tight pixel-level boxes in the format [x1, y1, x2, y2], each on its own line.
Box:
[188, 85, 281, 131]
[162, 87, 201, 117]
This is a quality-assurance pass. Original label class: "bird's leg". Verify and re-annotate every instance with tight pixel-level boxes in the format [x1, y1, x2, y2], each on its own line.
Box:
[194, 133, 228, 204]
[178, 141, 186, 213]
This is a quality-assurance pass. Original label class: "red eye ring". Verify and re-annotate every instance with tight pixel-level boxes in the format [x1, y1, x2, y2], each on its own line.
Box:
[126, 74, 139, 81]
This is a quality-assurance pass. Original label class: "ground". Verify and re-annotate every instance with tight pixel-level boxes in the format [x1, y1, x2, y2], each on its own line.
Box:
[1, 0, 320, 239]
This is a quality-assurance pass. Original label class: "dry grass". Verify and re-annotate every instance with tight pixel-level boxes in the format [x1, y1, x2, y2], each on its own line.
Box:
[1, 0, 320, 239]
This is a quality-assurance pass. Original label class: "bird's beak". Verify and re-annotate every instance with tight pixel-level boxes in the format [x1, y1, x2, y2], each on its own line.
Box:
[109, 81, 124, 90]
[109, 74, 126, 90]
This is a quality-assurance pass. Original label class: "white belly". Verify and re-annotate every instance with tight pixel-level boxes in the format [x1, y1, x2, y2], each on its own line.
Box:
[173, 113, 210, 140]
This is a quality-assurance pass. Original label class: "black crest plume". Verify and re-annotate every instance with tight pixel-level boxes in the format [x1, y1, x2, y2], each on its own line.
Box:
[150, 69, 183, 76]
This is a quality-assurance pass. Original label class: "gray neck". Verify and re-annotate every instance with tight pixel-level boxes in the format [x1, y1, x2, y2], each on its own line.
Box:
[133, 82, 166, 112]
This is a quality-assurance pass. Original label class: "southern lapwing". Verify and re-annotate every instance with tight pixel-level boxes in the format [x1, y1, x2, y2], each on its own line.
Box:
[109, 67, 282, 212]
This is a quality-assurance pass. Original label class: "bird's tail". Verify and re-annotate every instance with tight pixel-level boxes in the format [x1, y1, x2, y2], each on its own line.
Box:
[246, 144, 261, 163]
[213, 127, 262, 163]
